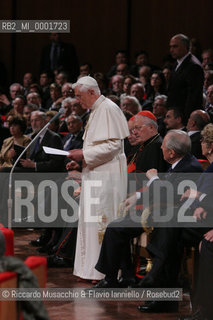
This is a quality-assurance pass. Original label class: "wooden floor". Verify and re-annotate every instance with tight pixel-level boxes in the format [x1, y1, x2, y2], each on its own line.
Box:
[14, 229, 192, 320]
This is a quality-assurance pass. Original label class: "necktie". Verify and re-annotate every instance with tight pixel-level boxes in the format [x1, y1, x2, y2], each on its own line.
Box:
[64, 135, 74, 151]
[164, 166, 173, 179]
[34, 137, 41, 154]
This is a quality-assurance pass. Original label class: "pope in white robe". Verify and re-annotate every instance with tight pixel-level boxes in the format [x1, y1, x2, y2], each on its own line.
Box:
[68, 76, 129, 280]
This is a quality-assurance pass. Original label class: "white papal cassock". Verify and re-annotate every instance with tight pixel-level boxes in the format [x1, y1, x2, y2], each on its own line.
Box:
[73, 95, 129, 280]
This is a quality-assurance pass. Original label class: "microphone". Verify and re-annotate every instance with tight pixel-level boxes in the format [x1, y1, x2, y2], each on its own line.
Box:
[7, 108, 64, 229]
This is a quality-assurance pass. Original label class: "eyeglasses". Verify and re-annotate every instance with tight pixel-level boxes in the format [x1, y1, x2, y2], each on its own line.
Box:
[130, 125, 148, 133]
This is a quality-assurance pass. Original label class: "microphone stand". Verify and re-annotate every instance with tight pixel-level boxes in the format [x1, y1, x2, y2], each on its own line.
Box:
[8, 109, 64, 229]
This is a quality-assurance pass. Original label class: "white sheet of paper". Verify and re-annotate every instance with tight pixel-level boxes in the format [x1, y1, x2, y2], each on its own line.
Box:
[43, 146, 69, 156]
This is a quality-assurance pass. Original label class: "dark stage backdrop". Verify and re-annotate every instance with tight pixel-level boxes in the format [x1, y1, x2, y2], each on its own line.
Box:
[0, 0, 212, 84]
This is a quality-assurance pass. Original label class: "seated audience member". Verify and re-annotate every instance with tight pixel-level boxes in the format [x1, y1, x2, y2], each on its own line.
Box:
[146, 70, 167, 102]
[116, 63, 129, 77]
[63, 114, 83, 151]
[0, 118, 10, 149]
[93, 72, 108, 95]
[0, 87, 11, 115]
[22, 72, 33, 95]
[120, 75, 136, 100]
[152, 95, 168, 137]
[18, 111, 65, 172]
[0, 115, 30, 169]
[130, 83, 152, 110]
[61, 82, 74, 99]
[58, 97, 73, 132]
[27, 92, 42, 109]
[69, 97, 90, 128]
[106, 50, 128, 79]
[110, 75, 124, 97]
[94, 130, 201, 290]
[39, 72, 52, 107]
[125, 111, 167, 174]
[107, 95, 120, 107]
[138, 65, 152, 92]
[202, 49, 213, 69]
[205, 84, 213, 122]
[130, 50, 156, 78]
[124, 116, 140, 165]
[164, 107, 186, 131]
[46, 83, 62, 110]
[23, 103, 38, 134]
[190, 38, 202, 62]
[203, 70, 213, 95]
[79, 62, 92, 77]
[55, 71, 69, 86]
[46, 110, 60, 133]
[162, 65, 172, 90]
[9, 83, 24, 102]
[186, 110, 210, 159]
[29, 83, 43, 96]
[121, 96, 141, 115]
[12, 95, 26, 115]
[0, 231, 49, 319]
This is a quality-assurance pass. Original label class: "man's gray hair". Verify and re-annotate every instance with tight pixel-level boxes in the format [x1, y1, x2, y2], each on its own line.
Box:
[136, 114, 158, 130]
[174, 34, 190, 51]
[62, 97, 75, 107]
[166, 130, 191, 155]
[10, 83, 24, 92]
[154, 95, 167, 105]
[31, 110, 46, 120]
[122, 95, 142, 112]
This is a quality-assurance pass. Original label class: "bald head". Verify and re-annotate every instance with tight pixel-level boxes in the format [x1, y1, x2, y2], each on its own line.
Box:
[170, 34, 189, 60]
[187, 109, 210, 131]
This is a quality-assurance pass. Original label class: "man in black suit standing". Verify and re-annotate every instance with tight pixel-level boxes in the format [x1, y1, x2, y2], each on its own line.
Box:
[167, 34, 204, 123]
[40, 33, 79, 82]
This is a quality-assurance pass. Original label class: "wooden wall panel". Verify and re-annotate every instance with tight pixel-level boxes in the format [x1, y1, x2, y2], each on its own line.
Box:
[130, 0, 213, 67]
[0, 0, 212, 85]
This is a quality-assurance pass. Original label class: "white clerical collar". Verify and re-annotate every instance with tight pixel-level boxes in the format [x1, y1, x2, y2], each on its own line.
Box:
[176, 52, 190, 70]
[188, 130, 199, 136]
[172, 158, 182, 169]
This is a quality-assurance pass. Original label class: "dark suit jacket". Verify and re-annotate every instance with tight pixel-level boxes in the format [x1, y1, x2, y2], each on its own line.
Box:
[167, 54, 204, 122]
[145, 153, 203, 209]
[40, 41, 79, 82]
[62, 130, 83, 151]
[29, 129, 65, 172]
[135, 134, 168, 173]
[190, 131, 204, 159]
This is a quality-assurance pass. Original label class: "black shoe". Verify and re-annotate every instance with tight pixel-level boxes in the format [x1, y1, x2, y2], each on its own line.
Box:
[118, 277, 137, 288]
[177, 309, 204, 320]
[138, 301, 178, 313]
[136, 275, 157, 288]
[30, 238, 45, 247]
[93, 279, 119, 288]
[47, 255, 73, 268]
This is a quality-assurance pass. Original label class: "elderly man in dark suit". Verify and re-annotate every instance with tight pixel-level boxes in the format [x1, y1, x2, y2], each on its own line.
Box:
[167, 34, 204, 123]
[94, 130, 202, 294]
[186, 110, 210, 159]
[18, 111, 65, 172]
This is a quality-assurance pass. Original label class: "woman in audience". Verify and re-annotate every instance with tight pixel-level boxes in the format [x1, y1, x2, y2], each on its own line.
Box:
[146, 70, 166, 101]
[0, 115, 31, 169]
